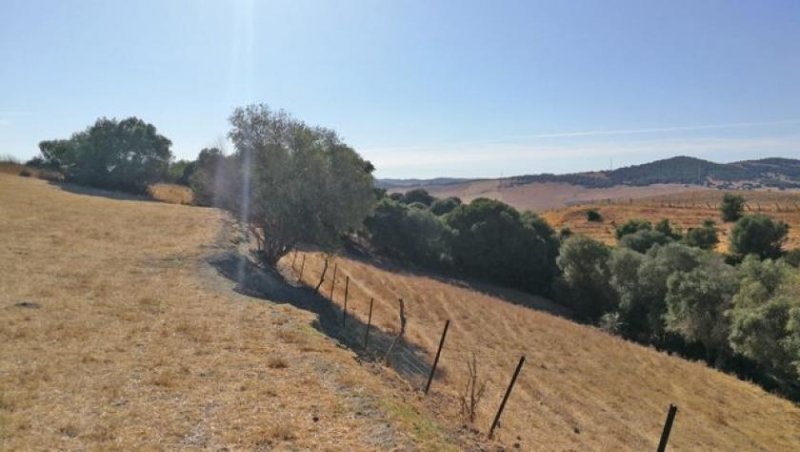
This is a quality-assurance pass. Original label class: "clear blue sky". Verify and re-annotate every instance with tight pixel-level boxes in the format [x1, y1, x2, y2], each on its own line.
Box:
[1, 0, 799, 178]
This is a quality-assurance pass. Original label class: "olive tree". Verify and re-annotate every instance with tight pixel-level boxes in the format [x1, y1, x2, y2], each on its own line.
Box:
[227, 104, 375, 266]
[730, 214, 789, 260]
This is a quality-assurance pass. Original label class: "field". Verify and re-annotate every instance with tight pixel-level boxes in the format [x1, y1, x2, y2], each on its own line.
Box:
[390, 179, 715, 211]
[541, 190, 800, 251]
[0, 174, 467, 450]
[3, 173, 800, 450]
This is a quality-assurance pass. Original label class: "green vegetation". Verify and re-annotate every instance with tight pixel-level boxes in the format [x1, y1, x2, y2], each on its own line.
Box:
[683, 219, 719, 250]
[586, 209, 603, 222]
[730, 214, 789, 260]
[37, 117, 173, 193]
[721, 193, 746, 222]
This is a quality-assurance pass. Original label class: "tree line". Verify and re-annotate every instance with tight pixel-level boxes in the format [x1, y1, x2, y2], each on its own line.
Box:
[30, 107, 800, 398]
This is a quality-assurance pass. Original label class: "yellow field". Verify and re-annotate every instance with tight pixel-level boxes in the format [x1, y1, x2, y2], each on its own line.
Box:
[3, 173, 800, 450]
[542, 190, 800, 252]
[289, 249, 800, 450]
[0, 174, 466, 450]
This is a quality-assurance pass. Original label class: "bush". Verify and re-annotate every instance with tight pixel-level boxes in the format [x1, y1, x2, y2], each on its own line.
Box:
[364, 198, 450, 266]
[556, 235, 617, 321]
[683, 219, 719, 250]
[18, 168, 32, 177]
[402, 188, 435, 206]
[720, 193, 745, 222]
[655, 219, 682, 240]
[619, 229, 671, 253]
[730, 214, 789, 260]
[446, 198, 559, 294]
[430, 197, 462, 216]
[37, 117, 173, 193]
[783, 249, 800, 268]
[586, 209, 603, 222]
[615, 219, 652, 239]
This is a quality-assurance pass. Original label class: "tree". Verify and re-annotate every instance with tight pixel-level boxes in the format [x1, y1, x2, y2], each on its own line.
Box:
[402, 188, 435, 206]
[430, 196, 462, 216]
[619, 229, 671, 253]
[38, 117, 172, 193]
[615, 219, 652, 239]
[446, 198, 559, 294]
[586, 209, 603, 222]
[556, 235, 617, 320]
[364, 197, 450, 266]
[226, 104, 376, 265]
[167, 159, 196, 186]
[665, 257, 738, 367]
[188, 147, 229, 206]
[683, 219, 719, 250]
[654, 219, 682, 240]
[730, 214, 789, 260]
[720, 193, 745, 222]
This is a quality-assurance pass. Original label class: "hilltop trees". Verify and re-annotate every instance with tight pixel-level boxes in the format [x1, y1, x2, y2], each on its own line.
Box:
[38, 117, 172, 193]
[720, 193, 746, 222]
[224, 104, 376, 265]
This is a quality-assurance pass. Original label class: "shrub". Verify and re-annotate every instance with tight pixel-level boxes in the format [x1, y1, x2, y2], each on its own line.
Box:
[37, 117, 172, 193]
[619, 229, 671, 253]
[430, 196, 462, 216]
[615, 219, 652, 239]
[720, 193, 745, 222]
[730, 214, 789, 260]
[683, 219, 719, 250]
[783, 249, 800, 268]
[18, 168, 32, 177]
[586, 209, 603, 222]
[556, 235, 617, 321]
[401, 188, 435, 206]
[655, 219, 682, 240]
[446, 198, 559, 294]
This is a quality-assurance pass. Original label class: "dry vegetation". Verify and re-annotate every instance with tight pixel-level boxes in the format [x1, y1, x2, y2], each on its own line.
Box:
[288, 250, 800, 450]
[0, 174, 466, 450]
[148, 182, 194, 205]
[542, 190, 800, 251]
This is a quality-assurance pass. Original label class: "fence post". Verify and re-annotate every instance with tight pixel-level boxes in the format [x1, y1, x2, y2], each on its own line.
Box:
[329, 263, 338, 301]
[656, 404, 678, 452]
[363, 298, 374, 349]
[298, 254, 306, 281]
[342, 276, 350, 328]
[424, 320, 450, 395]
[488, 356, 525, 439]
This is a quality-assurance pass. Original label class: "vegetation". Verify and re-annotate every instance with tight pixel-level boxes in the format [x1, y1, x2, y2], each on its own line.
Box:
[586, 209, 602, 222]
[683, 219, 719, 250]
[721, 193, 746, 222]
[730, 214, 789, 260]
[37, 117, 173, 193]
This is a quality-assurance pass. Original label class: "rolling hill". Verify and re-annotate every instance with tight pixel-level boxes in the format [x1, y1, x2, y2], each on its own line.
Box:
[382, 156, 800, 211]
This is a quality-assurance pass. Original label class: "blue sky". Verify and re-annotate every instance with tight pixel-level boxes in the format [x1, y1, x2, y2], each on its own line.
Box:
[1, 0, 799, 178]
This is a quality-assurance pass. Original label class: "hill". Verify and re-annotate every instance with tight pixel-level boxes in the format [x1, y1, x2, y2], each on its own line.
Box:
[383, 156, 800, 211]
[3, 173, 800, 450]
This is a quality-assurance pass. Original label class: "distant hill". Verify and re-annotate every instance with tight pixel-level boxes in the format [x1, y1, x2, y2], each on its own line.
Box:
[380, 156, 800, 191]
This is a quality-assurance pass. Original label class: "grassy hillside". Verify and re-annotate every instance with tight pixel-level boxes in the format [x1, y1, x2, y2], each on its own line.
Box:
[0, 174, 469, 450]
[542, 190, 800, 251]
[288, 251, 800, 450]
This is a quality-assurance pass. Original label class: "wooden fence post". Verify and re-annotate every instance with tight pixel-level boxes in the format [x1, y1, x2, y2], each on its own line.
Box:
[363, 298, 374, 349]
[329, 263, 338, 301]
[298, 254, 306, 281]
[489, 356, 525, 439]
[424, 320, 450, 395]
[656, 404, 678, 452]
[342, 276, 350, 328]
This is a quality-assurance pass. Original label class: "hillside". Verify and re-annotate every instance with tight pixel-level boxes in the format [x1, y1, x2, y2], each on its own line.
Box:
[286, 253, 800, 449]
[3, 173, 800, 450]
[384, 156, 800, 211]
[0, 174, 475, 450]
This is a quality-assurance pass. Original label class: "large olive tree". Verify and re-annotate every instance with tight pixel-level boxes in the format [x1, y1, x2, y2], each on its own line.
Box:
[226, 104, 375, 266]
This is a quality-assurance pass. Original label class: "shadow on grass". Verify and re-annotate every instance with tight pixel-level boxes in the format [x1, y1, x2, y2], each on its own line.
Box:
[49, 180, 156, 202]
[209, 249, 434, 386]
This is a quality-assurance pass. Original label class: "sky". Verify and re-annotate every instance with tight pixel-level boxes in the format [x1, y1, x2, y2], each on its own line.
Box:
[1, 0, 799, 178]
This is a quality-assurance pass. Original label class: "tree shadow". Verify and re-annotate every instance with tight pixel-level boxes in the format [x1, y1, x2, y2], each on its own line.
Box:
[208, 249, 434, 386]
[48, 180, 156, 202]
[340, 242, 573, 319]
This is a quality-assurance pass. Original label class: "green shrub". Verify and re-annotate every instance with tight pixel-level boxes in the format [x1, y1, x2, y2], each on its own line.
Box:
[683, 219, 719, 250]
[586, 209, 603, 222]
[720, 193, 745, 222]
[730, 214, 789, 260]
[615, 219, 652, 239]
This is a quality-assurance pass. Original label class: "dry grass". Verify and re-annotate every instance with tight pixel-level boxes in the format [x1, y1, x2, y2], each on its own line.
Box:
[0, 174, 463, 450]
[542, 189, 800, 251]
[148, 182, 194, 205]
[286, 250, 800, 450]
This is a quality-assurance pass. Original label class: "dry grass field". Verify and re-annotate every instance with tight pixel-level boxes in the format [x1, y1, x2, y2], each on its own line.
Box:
[0, 174, 471, 450]
[542, 190, 800, 251]
[289, 250, 800, 450]
[391, 179, 714, 211]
